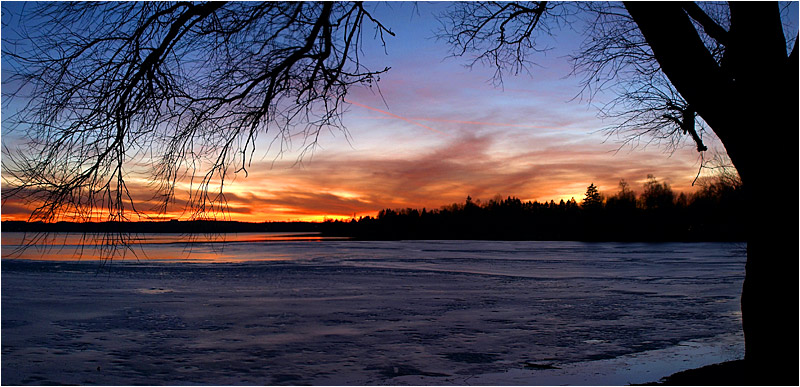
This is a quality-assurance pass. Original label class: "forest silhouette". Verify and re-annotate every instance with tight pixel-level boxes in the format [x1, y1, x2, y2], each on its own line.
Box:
[3, 175, 744, 243]
[323, 175, 745, 241]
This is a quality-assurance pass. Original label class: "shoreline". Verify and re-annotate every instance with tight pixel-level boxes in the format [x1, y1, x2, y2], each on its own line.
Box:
[427, 332, 744, 386]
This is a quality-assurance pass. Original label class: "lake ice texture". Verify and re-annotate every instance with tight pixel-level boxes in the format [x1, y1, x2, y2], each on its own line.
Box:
[2, 233, 746, 385]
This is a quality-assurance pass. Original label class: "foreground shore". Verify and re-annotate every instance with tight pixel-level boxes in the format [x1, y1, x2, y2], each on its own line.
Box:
[657, 360, 747, 385]
[656, 359, 797, 386]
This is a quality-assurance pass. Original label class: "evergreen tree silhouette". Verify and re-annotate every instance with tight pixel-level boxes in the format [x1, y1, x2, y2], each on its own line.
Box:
[582, 183, 603, 210]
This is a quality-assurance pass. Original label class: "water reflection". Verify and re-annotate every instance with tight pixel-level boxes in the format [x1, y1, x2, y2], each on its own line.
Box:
[1, 232, 348, 262]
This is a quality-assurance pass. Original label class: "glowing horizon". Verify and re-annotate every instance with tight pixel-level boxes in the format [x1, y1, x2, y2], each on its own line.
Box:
[1, 2, 723, 224]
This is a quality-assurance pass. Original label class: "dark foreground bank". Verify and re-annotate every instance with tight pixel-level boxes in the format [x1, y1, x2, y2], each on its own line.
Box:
[654, 359, 795, 385]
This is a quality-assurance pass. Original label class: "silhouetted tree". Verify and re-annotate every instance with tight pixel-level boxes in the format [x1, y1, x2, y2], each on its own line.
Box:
[3, 1, 795, 378]
[690, 162, 745, 238]
[640, 174, 675, 211]
[582, 183, 603, 210]
[606, 179, 637, 213]
[439, 2, 797, 377]
[675, 192, 688, 209]
[3, 2, 393, 222]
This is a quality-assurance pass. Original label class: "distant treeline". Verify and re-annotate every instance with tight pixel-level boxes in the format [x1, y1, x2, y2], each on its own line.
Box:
[1, 220, 320, 234]
[2, 175, 745, 242]
[320, 175, 746, 241]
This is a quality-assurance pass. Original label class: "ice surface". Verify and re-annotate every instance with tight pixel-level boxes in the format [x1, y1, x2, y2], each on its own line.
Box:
[1, 237, 746, 385]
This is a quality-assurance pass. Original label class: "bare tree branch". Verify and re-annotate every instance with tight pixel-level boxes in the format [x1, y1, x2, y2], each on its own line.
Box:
[436, 1, 575, 86]
[681, 2, 729, 46]
[2, 1, 394, 224]
[438, 2, 717, 155]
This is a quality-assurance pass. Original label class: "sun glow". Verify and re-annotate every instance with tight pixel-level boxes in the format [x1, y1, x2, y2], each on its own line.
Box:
[0, 1, 714, 225]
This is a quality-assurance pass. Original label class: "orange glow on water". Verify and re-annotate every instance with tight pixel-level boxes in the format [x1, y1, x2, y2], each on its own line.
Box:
[1, 232, 349, 262]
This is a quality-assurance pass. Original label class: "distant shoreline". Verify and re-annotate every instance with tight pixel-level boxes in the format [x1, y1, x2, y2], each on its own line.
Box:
[1, 220, 745, 242]
[1, 220, 320, 234]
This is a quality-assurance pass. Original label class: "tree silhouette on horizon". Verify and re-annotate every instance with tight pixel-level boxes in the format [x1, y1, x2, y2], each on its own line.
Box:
[582, 183, 602, 210]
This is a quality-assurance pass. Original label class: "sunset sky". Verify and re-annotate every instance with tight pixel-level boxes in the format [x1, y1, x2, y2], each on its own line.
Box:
[2, 2, 774, 223]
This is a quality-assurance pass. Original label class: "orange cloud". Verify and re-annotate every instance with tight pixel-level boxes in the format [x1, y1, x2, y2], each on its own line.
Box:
[1, 125, 706, 223]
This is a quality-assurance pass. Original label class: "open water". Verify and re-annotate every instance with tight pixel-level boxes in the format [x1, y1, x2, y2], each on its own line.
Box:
[1, 233, 746, 385]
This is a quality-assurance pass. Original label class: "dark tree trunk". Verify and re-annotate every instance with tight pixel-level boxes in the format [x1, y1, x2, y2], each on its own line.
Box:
[727, 6, 798, 380]
[625, 2, 798, 384]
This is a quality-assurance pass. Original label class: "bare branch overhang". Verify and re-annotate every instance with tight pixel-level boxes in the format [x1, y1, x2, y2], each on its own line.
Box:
[623, 2, 736, 142]
[681, 2, 729, 46]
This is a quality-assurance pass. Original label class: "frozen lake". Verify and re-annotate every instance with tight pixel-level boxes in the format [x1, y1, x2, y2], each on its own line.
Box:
[1, 234, 746, 385]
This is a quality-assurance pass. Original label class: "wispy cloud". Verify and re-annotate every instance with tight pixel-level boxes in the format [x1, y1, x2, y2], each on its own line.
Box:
[1, 124, 706, 222]
[344, 98, 446, 135]
[0, 2, 714, 223]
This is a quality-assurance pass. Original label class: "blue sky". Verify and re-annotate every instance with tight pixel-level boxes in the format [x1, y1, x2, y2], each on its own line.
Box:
[236, 2, 716, 219]
[2, 2, 796, 221]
